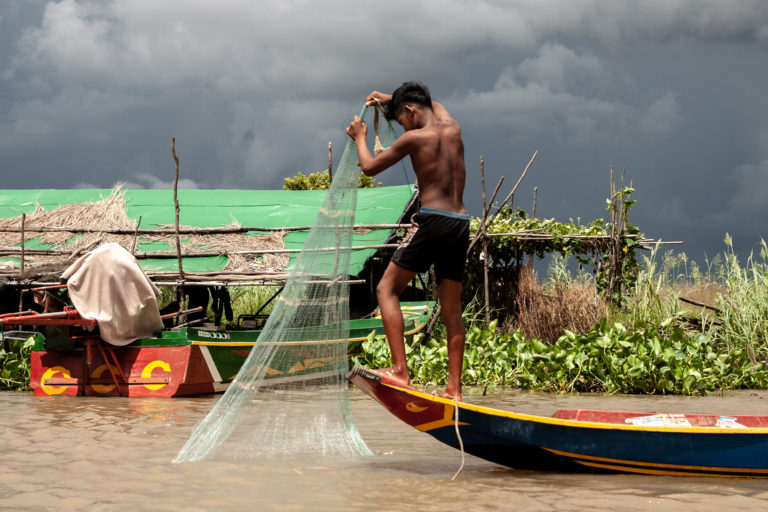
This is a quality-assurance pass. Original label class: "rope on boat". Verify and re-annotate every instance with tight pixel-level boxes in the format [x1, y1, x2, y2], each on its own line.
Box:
[448, 375, 465, 481]
[423, 372, 465, 480]
[450, 399, 465, 481]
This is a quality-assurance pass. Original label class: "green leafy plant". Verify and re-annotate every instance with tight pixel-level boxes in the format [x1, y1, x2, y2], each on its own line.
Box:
[0, 335, 35, 390]
[595, 185, 642, 306]
[283, 169, 381, 190]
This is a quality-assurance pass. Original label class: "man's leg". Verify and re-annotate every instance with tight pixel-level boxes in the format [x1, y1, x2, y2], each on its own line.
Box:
[376, 262, 418, 387]
[439, 278, 464, 401]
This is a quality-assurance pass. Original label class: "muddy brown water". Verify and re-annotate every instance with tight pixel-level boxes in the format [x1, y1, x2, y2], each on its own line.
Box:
[2, 388, 768, 511]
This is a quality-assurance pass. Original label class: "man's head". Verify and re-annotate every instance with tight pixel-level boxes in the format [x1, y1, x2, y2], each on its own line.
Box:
[383, 81, 433, 124]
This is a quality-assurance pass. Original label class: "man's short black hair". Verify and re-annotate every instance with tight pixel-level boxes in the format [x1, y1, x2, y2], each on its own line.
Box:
[383, 81, 433, 121]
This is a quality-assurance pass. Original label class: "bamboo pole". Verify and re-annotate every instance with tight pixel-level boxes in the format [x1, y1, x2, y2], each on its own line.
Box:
[483, 233, 643, 240]
[172, 137, 185, 325]
[328, 142, 333, 183]
[0, 235, 668, 259]
[468, 150, 538, 256]
[0, 242, 405, 258]
[0, 223, 412, 235]
[485, 177, 505, 217]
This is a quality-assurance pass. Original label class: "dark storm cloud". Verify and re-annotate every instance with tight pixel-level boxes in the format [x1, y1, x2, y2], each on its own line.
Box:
[1, 0, 767, 260]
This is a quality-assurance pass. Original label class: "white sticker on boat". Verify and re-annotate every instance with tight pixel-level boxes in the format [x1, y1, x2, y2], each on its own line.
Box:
[196, 330, 231, 340]
[625, 414, 691, 427]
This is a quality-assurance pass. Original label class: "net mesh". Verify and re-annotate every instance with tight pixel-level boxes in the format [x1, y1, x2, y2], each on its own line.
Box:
[173, 105, 397, 463]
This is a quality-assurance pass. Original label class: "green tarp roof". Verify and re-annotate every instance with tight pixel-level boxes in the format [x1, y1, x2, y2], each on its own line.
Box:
[0, 185, 416, 276]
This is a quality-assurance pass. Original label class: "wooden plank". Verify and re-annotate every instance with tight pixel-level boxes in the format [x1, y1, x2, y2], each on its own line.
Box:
[44, 377, 170, 385]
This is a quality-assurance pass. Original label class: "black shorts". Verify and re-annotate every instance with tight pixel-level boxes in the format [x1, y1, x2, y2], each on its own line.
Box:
[392, 208, 470, 283]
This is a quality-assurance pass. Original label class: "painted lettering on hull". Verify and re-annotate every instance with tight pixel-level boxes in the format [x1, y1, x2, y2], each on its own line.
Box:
[90, 364, 121, 393]
[142, 360, 171, 390]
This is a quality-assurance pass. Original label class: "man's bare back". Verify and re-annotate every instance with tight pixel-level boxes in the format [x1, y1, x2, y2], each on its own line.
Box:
[348, 92, 467, 216]
[406, 110, 467, 214]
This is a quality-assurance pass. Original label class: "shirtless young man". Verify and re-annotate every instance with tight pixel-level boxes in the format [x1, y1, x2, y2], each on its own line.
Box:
[346, 81, 468, 401]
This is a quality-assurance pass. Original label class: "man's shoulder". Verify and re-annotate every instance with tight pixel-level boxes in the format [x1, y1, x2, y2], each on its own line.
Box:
[401, 127, 438, 143]
[439, 117, 461, 131]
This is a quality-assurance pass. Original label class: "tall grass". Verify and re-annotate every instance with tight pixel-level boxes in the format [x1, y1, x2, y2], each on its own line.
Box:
[504, 255, 605, 342]
[610, 236, 768, 364]
[228, 286, 282, 321]
[615, 247, 688, 329]
[709, 238, 768, 362]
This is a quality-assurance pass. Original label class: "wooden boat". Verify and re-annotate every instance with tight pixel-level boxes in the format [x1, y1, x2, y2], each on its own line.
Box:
[17, 302, 433, 398]
[348, 366, 768, 477]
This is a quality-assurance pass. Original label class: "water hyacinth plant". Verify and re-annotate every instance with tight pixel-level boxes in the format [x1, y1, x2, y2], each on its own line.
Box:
[352, 317, 768, 395]
[0, 335, 34, 390]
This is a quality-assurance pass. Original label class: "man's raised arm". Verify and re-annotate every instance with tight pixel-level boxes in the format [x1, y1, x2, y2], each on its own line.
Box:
[367, 90, 452, 123]
[346, 115, 414, 177]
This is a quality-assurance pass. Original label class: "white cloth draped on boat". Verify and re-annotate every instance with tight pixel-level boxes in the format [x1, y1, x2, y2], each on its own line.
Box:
[61, 242, 164, 346]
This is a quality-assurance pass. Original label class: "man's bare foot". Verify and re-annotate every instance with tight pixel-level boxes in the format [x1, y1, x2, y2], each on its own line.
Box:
[371, 367, 410, 388]
[437, 389, 463, 402]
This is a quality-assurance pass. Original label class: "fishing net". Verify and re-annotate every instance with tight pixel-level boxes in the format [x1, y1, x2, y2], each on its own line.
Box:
[173, 105, 398, 463]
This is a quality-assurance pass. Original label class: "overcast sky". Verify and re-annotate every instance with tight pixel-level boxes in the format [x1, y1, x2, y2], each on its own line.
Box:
[1, 1, 767, 263]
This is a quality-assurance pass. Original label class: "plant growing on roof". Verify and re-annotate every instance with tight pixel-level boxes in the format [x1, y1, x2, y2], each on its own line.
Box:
[283, 169, 381, 190]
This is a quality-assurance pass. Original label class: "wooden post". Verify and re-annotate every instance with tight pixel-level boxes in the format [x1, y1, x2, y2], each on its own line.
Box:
[610, 166, 616, 235]
[620, 169, 627, 231]
[528, 187, 538, 268]
[480, 156, 490, 323]
[172, 137, 186, 325]
[618, 169, 624, 299]
[19, 213, 25, 311]
[328, 142, 333, 183]
[19, 213, 25, 275]
[131, 216, 142, 255]
[605, 166, 627, 304]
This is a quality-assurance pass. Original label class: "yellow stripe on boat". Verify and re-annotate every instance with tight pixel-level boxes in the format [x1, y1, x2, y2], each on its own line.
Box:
[383, 383, 768, 434]
[543, 447, 768, 475]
